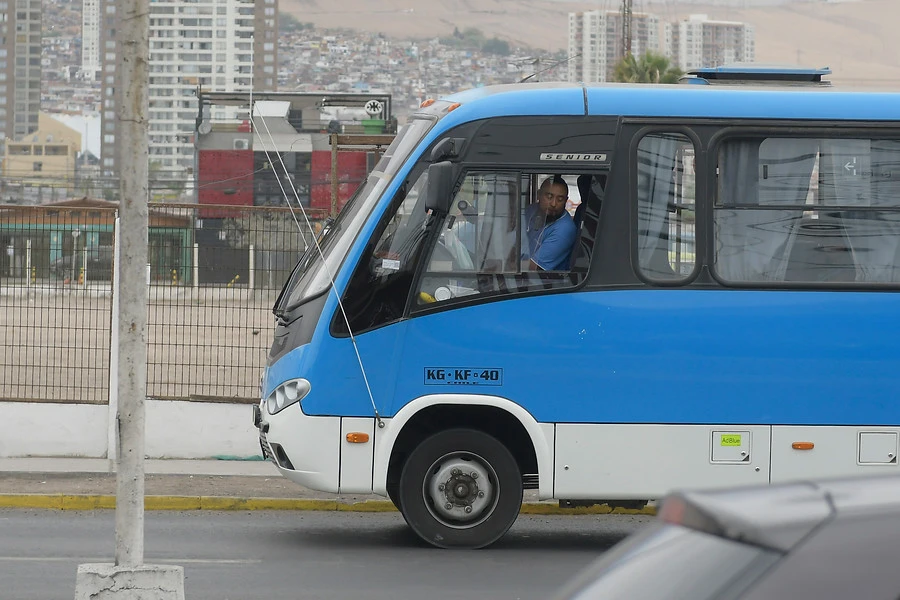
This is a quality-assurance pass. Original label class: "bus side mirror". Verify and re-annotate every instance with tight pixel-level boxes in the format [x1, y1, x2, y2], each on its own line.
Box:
[426, 161, 454, 214]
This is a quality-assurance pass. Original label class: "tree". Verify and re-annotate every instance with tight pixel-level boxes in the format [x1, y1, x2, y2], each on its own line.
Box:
[482, 38, 510, 56]
[612, 51, 683, 84]
[279, 13, 313, 33]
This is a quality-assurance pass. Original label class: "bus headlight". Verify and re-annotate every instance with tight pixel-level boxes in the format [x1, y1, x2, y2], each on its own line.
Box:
[265, 378, 311, 415]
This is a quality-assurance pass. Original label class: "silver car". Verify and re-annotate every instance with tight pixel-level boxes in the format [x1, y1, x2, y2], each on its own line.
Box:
[553, 474, 900, 600]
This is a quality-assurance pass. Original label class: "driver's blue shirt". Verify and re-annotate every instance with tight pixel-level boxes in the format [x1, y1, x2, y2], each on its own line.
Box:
[523, 204, 577, 271]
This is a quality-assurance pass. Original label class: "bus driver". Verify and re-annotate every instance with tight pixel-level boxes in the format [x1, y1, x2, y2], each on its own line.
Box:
[523, 175, 577, 271]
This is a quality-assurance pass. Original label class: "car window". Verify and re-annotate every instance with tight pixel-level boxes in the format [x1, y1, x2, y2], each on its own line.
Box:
[553, 523, 780, 600]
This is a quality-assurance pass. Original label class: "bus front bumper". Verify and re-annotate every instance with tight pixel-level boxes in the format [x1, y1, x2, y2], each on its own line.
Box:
[255, 403, 342, 494]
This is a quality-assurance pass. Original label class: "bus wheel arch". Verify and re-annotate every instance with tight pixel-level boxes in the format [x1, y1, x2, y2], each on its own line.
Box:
[385, 403, 540, 545]
[386, 403, 539, 503]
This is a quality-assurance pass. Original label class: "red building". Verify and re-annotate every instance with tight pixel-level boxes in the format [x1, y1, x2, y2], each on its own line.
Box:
[309, 150, 369, 212]
[194, 92, 395, 217]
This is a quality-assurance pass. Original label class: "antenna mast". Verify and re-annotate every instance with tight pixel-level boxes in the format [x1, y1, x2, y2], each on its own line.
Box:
[621, 0, 633, 58]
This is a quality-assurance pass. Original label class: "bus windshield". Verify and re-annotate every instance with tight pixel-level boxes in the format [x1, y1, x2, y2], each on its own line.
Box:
[274, 116, 437, 317]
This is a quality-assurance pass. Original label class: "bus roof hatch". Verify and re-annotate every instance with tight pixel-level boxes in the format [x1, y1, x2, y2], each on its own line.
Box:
[680, 64, 832, 87]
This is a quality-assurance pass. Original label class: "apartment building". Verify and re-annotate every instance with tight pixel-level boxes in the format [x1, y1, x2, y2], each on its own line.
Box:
[81, 0, 100, 79]
[98, 0, 278, 180]
[665, 14, 755, 71]
[568, 10, 660, 83]
[2, 113, 81, 194]
[0, 0, 42, 154]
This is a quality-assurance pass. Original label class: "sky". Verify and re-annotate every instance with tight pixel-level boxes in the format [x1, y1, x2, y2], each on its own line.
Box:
[49, 113, 102, 158]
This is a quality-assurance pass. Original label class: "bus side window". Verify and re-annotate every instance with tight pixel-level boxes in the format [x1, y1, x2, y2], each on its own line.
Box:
[636, 133, 697, 281]
[715, 136, 900, 285]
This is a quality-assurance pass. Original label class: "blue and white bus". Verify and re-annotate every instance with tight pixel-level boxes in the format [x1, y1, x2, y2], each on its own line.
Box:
[255, 69, 900, 548]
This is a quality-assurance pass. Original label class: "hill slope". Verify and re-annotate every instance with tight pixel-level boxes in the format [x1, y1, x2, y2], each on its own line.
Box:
[279, 0, 900, 90]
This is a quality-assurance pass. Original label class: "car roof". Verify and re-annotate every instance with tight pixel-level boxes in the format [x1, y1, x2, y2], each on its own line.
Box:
[661, 475, 900, 552]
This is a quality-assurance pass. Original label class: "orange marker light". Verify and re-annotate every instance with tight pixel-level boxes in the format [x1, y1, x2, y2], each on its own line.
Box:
[446, 102, 461, 112]
[346, 432, 370, 444]
[792, 441, 815, 450]
[420, 98, 436, 108]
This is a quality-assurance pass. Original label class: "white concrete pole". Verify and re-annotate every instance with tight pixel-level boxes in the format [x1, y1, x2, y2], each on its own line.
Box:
[76, 0, 184, 594]
[113, 0, 150, 565]
[25, 239, 31, 287]
[82, 244, 88, 288]
[249, 244, 255, 290]
[108, 217, 121, 465]
[193, 243, 199, 289]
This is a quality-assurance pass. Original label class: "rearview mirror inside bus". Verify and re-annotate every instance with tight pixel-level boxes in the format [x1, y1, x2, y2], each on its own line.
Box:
[425, 161, 454, 214]
[430, 137, 465, 162]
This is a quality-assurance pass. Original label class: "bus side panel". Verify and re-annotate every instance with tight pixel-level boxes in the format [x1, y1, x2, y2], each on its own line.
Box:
[393, 289, 900, 426]
[540, 422, 556, 500]
[339, 417, 376, 493]
[771, 426, 900, 483]
[370, 396, 556, 499]
[298, 324, 407, 418]
[554, 424, 771, 499]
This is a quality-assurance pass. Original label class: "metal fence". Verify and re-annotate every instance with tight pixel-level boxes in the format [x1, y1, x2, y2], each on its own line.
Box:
[0, 203, 325, 404]
[0, 174, 195, 205]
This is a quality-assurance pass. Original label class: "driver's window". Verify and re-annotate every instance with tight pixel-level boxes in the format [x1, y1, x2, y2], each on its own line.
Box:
[415, 171, 585, 308]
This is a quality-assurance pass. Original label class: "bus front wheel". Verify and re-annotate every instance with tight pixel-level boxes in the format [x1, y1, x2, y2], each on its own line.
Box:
[398, 428, 522, 549]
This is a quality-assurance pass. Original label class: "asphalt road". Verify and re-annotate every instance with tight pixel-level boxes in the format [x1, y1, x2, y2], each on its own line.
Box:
[1, 509, 652, 600]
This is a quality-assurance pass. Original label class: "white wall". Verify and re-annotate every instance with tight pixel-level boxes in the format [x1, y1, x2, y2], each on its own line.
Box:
[145, 401, 260, 459]
[0, 400, 261, 459]
[0, 403, 109, 457]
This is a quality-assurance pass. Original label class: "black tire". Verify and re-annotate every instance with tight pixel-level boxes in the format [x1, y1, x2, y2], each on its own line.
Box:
[398, 428, 522, 549]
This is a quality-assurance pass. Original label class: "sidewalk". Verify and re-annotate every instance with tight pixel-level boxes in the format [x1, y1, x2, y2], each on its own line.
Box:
[0, 458, 655, 515]
[0, 457, 390, 511]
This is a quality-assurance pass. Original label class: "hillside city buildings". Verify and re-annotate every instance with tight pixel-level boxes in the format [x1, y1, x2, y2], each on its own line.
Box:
[1, 0, 756, 206]
[97, 0, 278, 180]
[568, 10, 755, 82]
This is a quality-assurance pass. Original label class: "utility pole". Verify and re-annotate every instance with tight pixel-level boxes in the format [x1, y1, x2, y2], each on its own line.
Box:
[75, 0, 183, 595]
[621, 0, 633, 59]
[111, 0, 151, 570]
